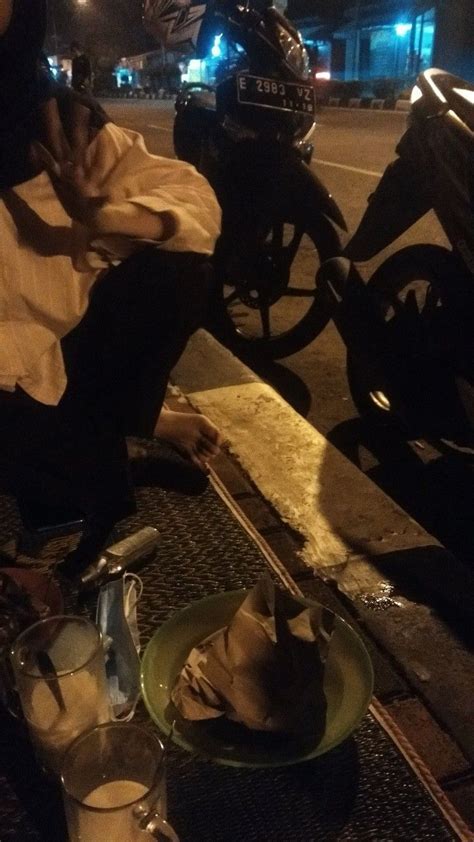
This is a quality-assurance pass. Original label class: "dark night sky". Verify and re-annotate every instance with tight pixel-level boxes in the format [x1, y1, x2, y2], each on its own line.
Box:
[46, 0, 154, 61]
[287, 0, 346, 21]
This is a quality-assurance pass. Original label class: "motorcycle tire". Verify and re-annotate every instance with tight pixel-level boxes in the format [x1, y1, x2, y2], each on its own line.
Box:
[210, 213, 342, 360]
[346, 244, 470, 439]
[173, 110, 202, 168]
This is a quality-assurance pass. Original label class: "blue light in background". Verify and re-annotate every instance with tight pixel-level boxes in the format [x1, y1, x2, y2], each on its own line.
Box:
[395, 22, 412, 37]
[211, 33, 223, 57]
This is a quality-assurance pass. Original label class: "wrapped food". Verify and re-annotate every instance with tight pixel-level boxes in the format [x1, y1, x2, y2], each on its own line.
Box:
[171, 575, 335, 736]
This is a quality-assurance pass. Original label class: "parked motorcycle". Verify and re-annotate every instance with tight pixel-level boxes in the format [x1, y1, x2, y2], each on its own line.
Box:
[317, 68, 474, 445]
[144, 0, 346, 359]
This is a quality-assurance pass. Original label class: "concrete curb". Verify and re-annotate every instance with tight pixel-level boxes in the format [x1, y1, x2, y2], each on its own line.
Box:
[172, 329, 438, 573]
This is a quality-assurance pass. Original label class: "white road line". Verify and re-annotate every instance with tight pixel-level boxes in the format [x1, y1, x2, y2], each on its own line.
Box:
[314, 158, 382, 178]
[146, 122, 383, 176]
[147, 123, 173, 133]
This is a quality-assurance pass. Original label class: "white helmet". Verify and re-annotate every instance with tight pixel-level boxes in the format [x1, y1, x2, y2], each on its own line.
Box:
[143, 0, 207, 49]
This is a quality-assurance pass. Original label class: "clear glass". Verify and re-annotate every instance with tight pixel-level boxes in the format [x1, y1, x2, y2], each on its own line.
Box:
[61, 722, 179, 841]
[10, 615, 110, 775]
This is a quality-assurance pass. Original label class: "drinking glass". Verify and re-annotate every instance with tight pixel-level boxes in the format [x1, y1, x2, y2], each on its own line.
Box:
[61, 722, 179, 841]
[10, 615, 110, 775]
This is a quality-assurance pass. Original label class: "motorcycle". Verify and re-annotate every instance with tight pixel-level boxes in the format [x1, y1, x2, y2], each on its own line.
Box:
[317, 68, 474, 446]
[144, 0, 346, 359]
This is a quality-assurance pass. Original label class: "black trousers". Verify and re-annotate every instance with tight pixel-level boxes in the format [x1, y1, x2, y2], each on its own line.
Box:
[0, 247, 213, 527]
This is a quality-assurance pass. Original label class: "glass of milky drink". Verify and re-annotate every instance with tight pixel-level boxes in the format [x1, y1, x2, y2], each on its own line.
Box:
[10, 616, 110, 775]
[61, 722, 180, 841]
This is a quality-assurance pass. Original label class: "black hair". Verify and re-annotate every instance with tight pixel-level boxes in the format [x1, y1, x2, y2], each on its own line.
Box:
[0, 2, 106, 189]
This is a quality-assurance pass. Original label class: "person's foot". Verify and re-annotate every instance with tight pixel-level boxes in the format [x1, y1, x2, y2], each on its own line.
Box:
[59, 518, 117, 580]
[153, 409, 222, 472]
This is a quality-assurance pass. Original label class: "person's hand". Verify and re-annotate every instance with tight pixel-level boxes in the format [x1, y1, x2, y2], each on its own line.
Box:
[31, 141, 106, 224]
[31, 95, 174, 244]
[30, 98, 107, 225]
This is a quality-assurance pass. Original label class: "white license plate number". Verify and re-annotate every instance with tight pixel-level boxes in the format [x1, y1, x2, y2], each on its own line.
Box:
[237, 74, 315, 115]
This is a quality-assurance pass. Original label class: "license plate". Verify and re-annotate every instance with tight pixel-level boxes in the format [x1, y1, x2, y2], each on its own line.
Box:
[236, 74, 315, 115]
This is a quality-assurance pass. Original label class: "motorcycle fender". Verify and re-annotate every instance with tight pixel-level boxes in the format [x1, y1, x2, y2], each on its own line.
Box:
[344, 156, 431, 262]
[283, 158, 348, 231]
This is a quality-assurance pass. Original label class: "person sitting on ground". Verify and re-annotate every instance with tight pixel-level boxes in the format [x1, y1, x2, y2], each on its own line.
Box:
[0, 0, 222, 573]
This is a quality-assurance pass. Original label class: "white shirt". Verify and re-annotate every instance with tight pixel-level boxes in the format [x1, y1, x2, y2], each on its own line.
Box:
[0, 122, 221, 405]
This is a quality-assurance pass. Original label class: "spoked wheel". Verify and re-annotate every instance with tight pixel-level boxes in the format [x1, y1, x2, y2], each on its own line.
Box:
[347, 245, 469, 439]
[211, 213, 341, 360]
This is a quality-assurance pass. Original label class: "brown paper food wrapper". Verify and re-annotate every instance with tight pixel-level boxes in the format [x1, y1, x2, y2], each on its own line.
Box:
[171, 575, 335, 736]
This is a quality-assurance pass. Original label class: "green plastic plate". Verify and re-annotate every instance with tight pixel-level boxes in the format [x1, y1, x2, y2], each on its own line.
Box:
[141, 590, 373, 768]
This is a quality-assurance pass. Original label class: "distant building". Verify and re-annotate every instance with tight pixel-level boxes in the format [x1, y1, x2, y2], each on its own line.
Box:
[330, 2, 435, 82]
[292, 1, 474, 84]
[117, 31, 241, 92]
[114, 50, 181, 93]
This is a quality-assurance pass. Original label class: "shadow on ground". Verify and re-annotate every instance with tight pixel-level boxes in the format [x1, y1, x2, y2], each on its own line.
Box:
[317, 418, 474, 652]
[248, 351, 474, 581]
[327, 418, 474, 572]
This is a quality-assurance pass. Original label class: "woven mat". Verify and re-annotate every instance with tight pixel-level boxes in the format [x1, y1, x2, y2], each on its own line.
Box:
[0, 478, 468, 841]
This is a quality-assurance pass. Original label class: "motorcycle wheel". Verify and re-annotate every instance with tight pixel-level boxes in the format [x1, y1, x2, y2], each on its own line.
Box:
[211, 213, 341, 360]
[346, 244, 468, 439]
[173, 110, 202, 168]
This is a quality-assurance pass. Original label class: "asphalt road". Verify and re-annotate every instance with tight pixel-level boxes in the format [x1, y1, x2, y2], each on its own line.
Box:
[102, 99, 472, 567]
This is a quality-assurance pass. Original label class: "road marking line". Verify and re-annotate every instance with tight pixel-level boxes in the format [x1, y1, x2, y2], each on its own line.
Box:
[314, 158, 382, 178]
[147, 123, 173, 133]
[148, 123, 383, 178]
[147, 124, 382, 175]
